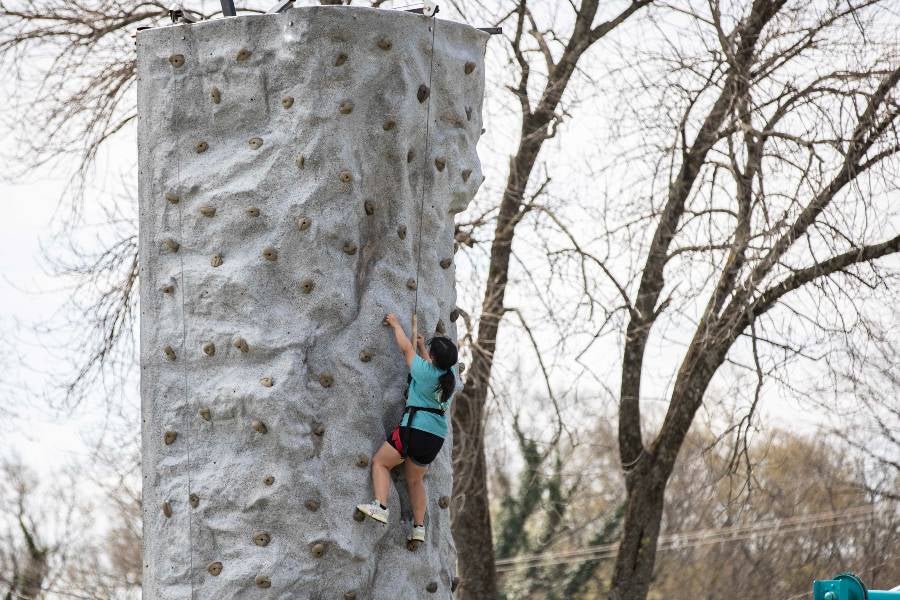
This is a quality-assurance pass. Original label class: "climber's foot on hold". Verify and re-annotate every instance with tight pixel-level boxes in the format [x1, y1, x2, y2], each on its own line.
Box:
[355, 501, 388, 524]
[406, 523, 425, 551]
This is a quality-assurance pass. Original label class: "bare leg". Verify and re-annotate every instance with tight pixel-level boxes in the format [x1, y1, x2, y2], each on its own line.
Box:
[403, 460, 429, 525]
[371, 442, 404, 506]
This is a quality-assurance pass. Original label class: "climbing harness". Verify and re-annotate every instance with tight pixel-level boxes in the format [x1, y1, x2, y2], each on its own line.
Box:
[400, 405, 446, 460]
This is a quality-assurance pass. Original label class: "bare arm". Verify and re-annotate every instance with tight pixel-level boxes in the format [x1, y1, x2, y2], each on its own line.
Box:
[416, 334, 430, 361]
[385, 313, 416, 367]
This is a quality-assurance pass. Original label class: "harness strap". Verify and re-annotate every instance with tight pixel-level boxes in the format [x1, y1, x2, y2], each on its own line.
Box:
[401, 405, 445, 459]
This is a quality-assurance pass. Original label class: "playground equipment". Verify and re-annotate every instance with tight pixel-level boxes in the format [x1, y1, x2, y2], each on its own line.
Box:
[814, 573, 900, 600]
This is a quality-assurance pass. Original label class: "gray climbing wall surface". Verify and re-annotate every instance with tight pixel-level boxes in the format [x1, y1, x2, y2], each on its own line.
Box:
[136, 6, 486, 599]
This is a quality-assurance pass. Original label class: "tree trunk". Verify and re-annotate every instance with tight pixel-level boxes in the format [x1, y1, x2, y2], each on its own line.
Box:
[137, 7, 488, 598]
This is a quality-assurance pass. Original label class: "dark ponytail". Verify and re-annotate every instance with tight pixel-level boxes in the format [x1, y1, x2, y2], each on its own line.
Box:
[428, 336, 458, 404]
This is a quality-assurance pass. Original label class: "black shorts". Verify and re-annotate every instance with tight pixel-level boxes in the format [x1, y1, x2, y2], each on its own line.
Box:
[388, 426, 444, 466]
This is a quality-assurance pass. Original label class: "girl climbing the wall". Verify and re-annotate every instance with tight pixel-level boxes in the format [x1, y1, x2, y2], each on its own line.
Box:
[356, 312, 458, 547]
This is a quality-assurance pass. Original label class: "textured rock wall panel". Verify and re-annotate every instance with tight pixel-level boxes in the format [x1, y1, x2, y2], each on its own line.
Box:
[137, 7, 486, 599]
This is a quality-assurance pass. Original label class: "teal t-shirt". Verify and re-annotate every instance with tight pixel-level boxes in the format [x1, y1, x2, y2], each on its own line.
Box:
[400, 355, 454, 438]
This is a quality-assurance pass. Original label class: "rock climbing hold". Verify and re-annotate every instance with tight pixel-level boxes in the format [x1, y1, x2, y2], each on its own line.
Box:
[210, 87, 221, 104]
[236, 48, 252, 62]
[451, 577, 460, 592]
[282, 96, 294, 109]
[466, 106, 473, 121]
[440, 258, 452, 269]
[364, 200, 375, 215]
[263, 475, 275, 486]
[417, 84, 430, 103]
[169, 54, 185, 68]
[210, 253, 223, 267]
[304, 499, 320, 511]
[195, 141, 208, 153]
[458, 362, 466, 373]
[297, 217, 312, 231]
[163, 238, 180, 253]
[251, 420, 268, 434]
[199, 407, 211, 421]
[398, 224, 407, 239]
[255, 575, 271, 589]
[344, 593, 357, 600]
[246, 207, 260, 217]
[207, 561, 222, 576]
[318, 373, 334, 388]
[313, 424, 325, 436]
[164, 430, 176, 445]
[464, 61, 476, 74]
[262, 247, 278, 261]
[260, 377, 274, 387]
[310, 542, 327, 558]
[189, 493, 199, 508]
[435, 319, 446, 335]
[383, 118, 396, 131]
[252, 531, 271, 547]
[249, 137, 263, 150]
[163, 345, 176, 361]
[407, 148, 415, 163]
[406, 538, 421, 552]
[164, 191, 180, 204]
[199, 206, 216, 217]
[353, 508, 366, 522]
[406, 278, 417, 290]
[160, 283, 175, 294]
[355, 454, 369, 468]
[377, 37, 392, 50]
[426, 582, 438, 593]
[300, 279, 315, 294]
[233, 337, 249, 353]
[450, 308, 460, 322]
[461, 169, 472, 182]
[339, 170, 353, 183]
[434, 157, 446, 172]
[342, 241, 357, 255]
[296, 154, 306, 169]
[359, 349, 372, 363]
[161, 501, 172, 518]
[439, 495, 450, 509]
[335, 52, 348, 66]
[339, 100, 354, 115]
[202, 342, 216, 356]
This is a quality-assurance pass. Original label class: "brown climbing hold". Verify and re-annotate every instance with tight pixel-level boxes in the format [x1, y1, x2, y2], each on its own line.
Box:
[383, 118, 396, 131]
[464, 61, 476, 74]
[339, 100, 354, 115]
[335, 52, 348, 66]
[207, 561, 222, 576]
[304, 499, 320, 511]
[252, 531, 271, 547]
[339, 170, 353, 183]
[344, 593, 357, 600]
[249, 137, 263, 150]
[160, 283, 175, 294]
[195, 141, 208, 153]
[282, 96, 294, 109]
[407, 148, 415, 163]
[262, 247, 278, 261]
[233, 337, 249, 353]
[406, 278, 417, 290]
[355, 454, 369, 468]
[164, 191, 180, 204]
[260, 376, 274, 387]
[342, 241, 357, 255]
[189, 493, 199, 508]
[263, 475, 275, 486]
[199, 206, 216, 217]
[353, 508, 366, 522]
[377, 37, 392, 50]
[162, 501, 172, 518]
[438, 495, 451, 509]
[300, 279, 315, 294]
[210, 253, 223, 268]
[318, 373, 334, 388]
[451, 577, 460, 592]
[313, 424, 325, 436]
[236, 48, 252, 62]
[435, 319, 446, 335]
[417, 84, 430, 103]
[434, 157, 446, 172]
[440, 258, 452, 269]
[426, 582, 438, 593]
[364, 200, 375, 216]
[251, 419, 268, 434]
[450, 308, 460, 322]
[246, 207, 260, 217]
[169, 54, 185, 68]
[398, 224, 407, 239]
[164, 430, 177, 445]
[198, 407, 211, 421]
[202, 342, 216, 356]
[296, 154, 306, 169]
[359, 349, 372, 363]
[255, 575, 271, 589]
[163, 238, 180, 253]
[461, 169, 472, 182]
[297, 217, 312, 231]
[163, 345, 176, 361]
[310, 542, 327, 558]
[210, 86, 221, 104]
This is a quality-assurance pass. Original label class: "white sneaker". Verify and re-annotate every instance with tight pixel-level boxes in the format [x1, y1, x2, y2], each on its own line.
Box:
[356, 500, 388, 524]
[409, 523, 426, 542]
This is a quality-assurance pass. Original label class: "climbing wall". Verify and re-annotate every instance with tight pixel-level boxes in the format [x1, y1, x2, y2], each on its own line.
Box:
[136, 6, 486, 599]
